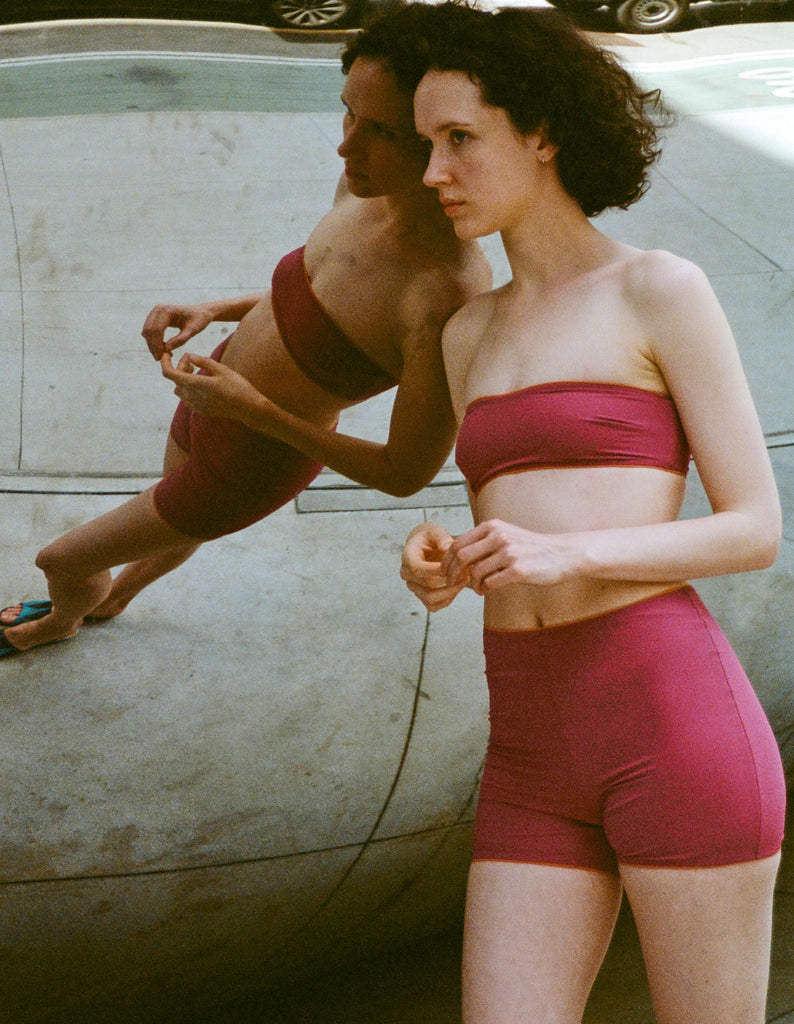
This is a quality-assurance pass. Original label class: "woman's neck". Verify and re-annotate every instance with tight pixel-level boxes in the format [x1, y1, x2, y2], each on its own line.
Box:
[501, 194, 619, 292]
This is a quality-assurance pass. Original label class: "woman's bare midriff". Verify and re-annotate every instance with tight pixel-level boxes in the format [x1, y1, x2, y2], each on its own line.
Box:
[475, 464, 689, 630]
[216, 294, 355, 427]
[482, 578, 686, 631]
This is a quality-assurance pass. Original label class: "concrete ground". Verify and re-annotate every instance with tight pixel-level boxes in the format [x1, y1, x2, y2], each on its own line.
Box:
[0, 10, 792, 1023]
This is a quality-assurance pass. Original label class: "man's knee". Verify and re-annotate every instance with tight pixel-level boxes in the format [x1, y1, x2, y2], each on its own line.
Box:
[35, 538, 74, 576]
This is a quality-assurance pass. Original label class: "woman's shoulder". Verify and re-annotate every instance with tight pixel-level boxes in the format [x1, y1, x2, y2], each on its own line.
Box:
[621, 248, 712, 308]
[619, 249, 733, 370]
[443, 285, 500, 335]
[401, 242, 492, 321]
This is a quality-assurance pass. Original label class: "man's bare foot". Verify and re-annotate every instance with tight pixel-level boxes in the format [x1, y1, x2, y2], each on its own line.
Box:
[1, 605, 23, 626]
[1, 601, 83, 653]
[2, 614, 82, 652]
[1, 602, 50, 626]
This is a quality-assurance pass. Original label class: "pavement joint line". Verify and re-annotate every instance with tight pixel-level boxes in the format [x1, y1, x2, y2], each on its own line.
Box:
[0, 819, 475, 889]
[262, 609, 438, 962]
[657, 168, 785, 270]
[768, 433, 794, 448]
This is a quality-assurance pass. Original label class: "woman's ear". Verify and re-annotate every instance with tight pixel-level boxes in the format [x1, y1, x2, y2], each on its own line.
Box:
[535, 124, 560, 164]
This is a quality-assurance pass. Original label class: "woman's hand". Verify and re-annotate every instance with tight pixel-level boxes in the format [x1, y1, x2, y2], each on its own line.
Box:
[160, 352, 274, 427]
[401, 521, 468, 611]
[442, 519, 577, 594]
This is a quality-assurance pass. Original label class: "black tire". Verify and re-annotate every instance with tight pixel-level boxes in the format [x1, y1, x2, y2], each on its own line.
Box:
[267, 0, 360, 28]
[545, 0, 599, 8]
[614, 0, 689, 31]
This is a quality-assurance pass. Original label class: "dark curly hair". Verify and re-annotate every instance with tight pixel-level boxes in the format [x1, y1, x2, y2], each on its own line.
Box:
[342, 2, 665, 217]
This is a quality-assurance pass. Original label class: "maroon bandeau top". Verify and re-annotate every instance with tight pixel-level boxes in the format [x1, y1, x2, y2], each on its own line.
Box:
[271, 246, 398, 402]
[455, 380, 690, 494]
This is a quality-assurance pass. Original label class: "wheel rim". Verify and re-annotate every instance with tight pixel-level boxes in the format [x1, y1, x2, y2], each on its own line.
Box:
[628, 0, 680, 26]
[272, 0, 351, 26]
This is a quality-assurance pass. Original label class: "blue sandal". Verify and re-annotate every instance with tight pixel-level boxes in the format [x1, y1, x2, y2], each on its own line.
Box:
[1, 600, 53, 657]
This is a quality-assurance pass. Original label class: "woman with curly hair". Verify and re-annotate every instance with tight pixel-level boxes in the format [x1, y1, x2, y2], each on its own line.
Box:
[397, 5, 786, 1022]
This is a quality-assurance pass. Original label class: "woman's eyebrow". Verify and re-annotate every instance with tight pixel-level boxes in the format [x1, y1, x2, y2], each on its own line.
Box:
[435, 120, 473, 132]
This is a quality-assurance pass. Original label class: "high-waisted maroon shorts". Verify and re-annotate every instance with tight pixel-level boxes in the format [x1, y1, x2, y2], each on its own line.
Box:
[153, 338, 324, 540]
[474, 586, 786, 874]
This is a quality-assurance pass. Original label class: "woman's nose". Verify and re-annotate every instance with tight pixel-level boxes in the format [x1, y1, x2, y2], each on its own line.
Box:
[423, 149, 450, 189]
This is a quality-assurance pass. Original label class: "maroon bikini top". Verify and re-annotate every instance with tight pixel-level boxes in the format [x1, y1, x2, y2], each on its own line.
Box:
[271, 246, 398, 402]
[455, 380, 690, 494]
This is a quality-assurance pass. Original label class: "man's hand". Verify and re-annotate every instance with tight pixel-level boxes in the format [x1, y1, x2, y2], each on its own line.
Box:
[160, 352, 269, 426]
[142, 303, 215, 359]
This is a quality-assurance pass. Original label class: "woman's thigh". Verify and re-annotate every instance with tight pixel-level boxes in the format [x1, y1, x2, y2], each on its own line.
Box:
[462, 860, 622, 1024]
[621, 854, 781, 1024]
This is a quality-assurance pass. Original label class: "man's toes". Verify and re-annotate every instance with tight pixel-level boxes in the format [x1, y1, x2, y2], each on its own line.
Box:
[0, 604, 24, 625]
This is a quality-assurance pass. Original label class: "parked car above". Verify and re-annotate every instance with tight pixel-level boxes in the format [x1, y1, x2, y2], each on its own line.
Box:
[1, 0, 792, 33]
[267, 0, 383, 27]
[0, 0, 391, 30]
[544, 0, 792, 32]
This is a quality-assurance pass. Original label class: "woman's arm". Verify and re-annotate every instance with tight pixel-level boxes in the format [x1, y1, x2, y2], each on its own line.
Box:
[161, 316, 458, 497]
[400, 521, 468, 610]
[442, 254, 781, 593]
[585, 254, 780, 574]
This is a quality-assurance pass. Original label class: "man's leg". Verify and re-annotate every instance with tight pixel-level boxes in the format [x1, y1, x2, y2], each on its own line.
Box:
[73, 434, 201, 620]
[3, 484, 201, 651]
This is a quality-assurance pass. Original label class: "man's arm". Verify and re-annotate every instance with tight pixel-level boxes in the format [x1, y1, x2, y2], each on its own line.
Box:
[161, 315, 457, 496]
[142, 293, 266, 359]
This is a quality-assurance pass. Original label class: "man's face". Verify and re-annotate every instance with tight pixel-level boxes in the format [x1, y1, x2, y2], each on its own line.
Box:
[338, 57, 429, 198]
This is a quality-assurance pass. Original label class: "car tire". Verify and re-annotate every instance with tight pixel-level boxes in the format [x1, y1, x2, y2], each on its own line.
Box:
[545, 0, 597, 8]
[267, 0, 361, 28]
[614, 0, 689, 31]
